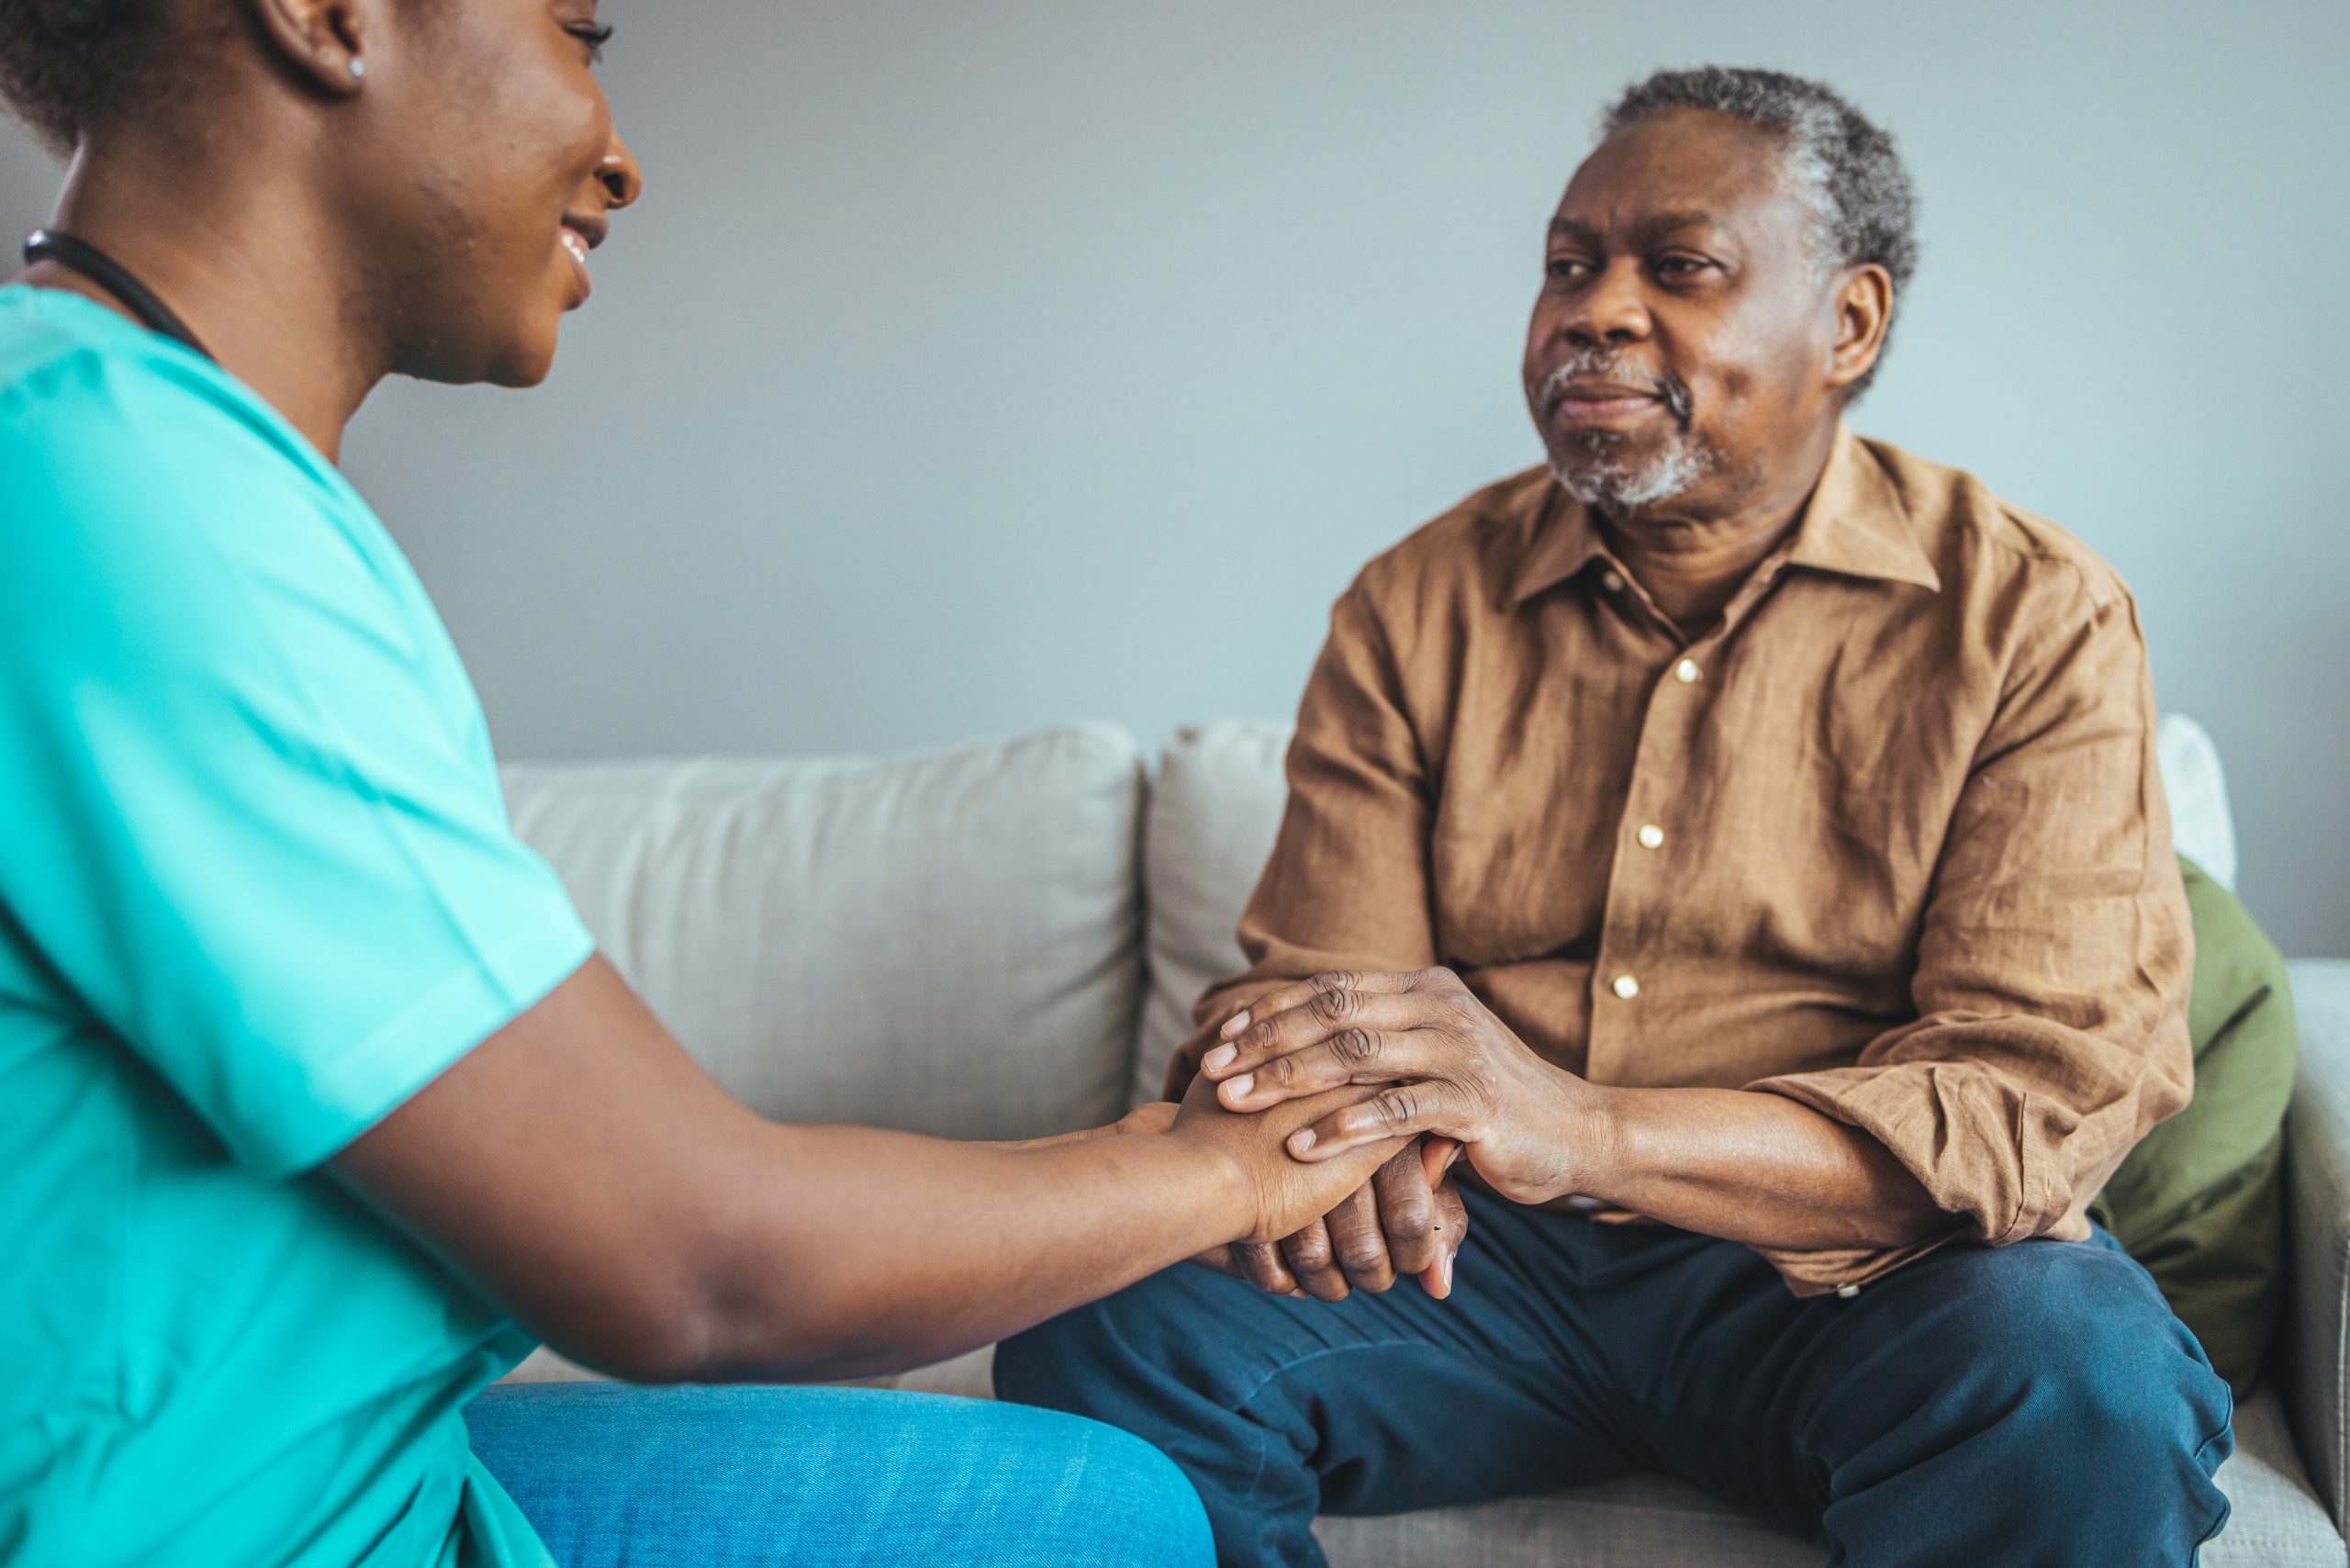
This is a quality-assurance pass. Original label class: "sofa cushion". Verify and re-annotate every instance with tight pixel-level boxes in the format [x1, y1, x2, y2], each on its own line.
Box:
[1136, 721, 1295, 1104]
[2161, 713, 2239, 891]
[502, 723, 1144, 1142]
[1139, 712, 2241, 1105]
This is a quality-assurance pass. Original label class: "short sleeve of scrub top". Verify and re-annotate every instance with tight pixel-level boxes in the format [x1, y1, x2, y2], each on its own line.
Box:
[0, 304, 595, 1176]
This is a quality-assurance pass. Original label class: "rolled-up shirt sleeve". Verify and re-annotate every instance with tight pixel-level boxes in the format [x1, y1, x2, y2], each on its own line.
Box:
[1745, 577, 2195, 1293]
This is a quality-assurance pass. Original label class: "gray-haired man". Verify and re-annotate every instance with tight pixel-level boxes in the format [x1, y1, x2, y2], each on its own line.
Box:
[996, 66, 2232, 1567]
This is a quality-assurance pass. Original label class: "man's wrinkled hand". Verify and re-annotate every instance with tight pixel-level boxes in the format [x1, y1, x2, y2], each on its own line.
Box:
[1197, 968, 1597, 1204]
[1217, 1137, 1469, 1301]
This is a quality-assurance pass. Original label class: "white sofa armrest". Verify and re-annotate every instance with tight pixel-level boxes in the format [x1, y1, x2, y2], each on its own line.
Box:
[2286, 958, 2350, 1534]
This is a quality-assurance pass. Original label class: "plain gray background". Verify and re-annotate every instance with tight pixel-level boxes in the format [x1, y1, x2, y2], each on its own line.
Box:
[5, 2, 2344, 956]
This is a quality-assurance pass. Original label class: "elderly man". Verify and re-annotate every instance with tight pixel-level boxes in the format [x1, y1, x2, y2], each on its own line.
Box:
[996, 66, 2233, 1566]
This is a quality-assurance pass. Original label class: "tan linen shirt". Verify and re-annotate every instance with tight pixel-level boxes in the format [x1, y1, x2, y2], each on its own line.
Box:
[1172, 425, 2194, 1294]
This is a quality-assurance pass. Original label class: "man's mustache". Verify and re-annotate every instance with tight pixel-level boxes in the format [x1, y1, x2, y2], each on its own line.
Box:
[1538, 358, 1694, 430]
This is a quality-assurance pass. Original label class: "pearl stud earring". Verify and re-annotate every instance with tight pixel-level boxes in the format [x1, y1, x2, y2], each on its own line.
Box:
[348, 58, 365, 81]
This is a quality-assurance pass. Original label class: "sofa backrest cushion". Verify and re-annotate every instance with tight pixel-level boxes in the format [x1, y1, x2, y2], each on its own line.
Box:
[504, 724, 1143, 1141]
[2159, 714, 2238, 892]
[1136, 721, 1294, 1105]
[1136, 712, 2241, 1105]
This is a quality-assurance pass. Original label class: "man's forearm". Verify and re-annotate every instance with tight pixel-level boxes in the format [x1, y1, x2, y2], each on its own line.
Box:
[1570, 1082, 1948, 1252]
[1197, 967, 1954, 1256]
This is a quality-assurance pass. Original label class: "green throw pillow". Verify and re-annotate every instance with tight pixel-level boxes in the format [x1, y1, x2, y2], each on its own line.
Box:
[2089, 855, 2297, 1394]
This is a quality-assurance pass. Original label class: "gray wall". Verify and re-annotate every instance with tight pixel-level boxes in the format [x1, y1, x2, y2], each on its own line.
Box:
[6, 1, 2344, 957]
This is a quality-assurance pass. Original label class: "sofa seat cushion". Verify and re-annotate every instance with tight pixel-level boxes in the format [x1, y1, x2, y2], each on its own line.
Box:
[501, 723, 1144, 1141]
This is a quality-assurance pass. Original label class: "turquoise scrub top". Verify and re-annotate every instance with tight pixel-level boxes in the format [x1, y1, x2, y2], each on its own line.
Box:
[0, 285, 595, 1566]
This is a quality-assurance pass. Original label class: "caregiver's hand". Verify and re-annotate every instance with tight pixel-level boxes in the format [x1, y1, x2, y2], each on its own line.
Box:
[1200, 968, 1601, 1205]
[1169, 1068, 1416, 1246]
[1011, 1096, 1416, 1293]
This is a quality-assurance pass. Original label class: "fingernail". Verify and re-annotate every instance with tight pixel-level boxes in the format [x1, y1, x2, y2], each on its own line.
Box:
[1289, 1129, 1316, 1154]
[1203, 1044, 1237, 1072]
[1223, 1073, 1253, 1100]
[1222, 1012, 1250, 1038]
[1441, 1251, 1455, 1291]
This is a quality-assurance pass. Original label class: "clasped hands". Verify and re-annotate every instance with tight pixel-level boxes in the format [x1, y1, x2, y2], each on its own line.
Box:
[1186, 968, 1599, 1303]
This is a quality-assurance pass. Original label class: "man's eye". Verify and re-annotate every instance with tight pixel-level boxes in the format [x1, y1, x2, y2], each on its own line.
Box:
[568, 22, 615, 63]
[1545, 257, 1590, 282]
[1654, 254, 1708, 279]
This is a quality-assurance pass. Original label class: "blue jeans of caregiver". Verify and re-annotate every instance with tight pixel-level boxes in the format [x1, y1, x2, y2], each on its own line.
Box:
[464, 1383, 1213, 1567]
[994, 1188, 2235, 1568]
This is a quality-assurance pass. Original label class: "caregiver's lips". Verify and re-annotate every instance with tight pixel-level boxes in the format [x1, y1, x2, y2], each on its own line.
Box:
[559, 213, 608, 303]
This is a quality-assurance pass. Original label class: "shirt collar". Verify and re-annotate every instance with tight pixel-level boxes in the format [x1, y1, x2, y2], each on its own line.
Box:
[1511, 422, 1941, 606]
[1509, 482, 1613, 605]
[1781, 423, 1941, 592]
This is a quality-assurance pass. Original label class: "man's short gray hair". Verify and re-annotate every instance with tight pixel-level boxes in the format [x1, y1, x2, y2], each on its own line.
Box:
[1602, 66, 1919, 398]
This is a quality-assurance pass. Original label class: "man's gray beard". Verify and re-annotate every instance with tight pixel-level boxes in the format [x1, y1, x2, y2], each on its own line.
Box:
[1547, 431, 1713, 514]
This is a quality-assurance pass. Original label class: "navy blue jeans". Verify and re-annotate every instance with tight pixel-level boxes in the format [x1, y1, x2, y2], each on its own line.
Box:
[464, 1382, 1213, 1566]
[994, 1189, 2235, 1567]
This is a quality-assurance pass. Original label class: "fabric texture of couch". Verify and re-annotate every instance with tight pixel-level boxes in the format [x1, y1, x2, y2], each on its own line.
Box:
[498, 714, 2349, 1566]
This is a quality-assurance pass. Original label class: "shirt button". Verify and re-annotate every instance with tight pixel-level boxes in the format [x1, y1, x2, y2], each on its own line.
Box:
[1637, 823, 1665, 849]
[1600, 570, 1625, 592]
[1673, 658, 1702, 685]
[1611, 973, 1640, 1001]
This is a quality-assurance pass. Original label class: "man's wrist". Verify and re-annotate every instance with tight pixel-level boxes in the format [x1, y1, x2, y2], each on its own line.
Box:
[1543, 1067, 1624, 1203]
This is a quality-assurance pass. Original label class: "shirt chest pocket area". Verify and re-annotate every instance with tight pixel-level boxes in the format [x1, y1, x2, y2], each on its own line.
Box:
[1724, 671, 1979, 966]
[1427, 761, 1618, 967]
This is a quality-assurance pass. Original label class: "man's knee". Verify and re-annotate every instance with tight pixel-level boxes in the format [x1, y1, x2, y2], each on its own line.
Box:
[1817, 1239, 2232, 1561]
[994, 1266, 1209, 1414]
[1906, 1238, 2232, 1479]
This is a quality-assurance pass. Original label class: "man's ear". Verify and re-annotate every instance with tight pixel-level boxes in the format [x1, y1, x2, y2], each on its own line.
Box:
[240, 0, 370, 96]
[1823, 263, 1894, 394]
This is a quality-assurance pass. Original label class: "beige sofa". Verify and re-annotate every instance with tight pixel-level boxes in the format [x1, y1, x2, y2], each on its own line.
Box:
[496, 716, 2350, 1566]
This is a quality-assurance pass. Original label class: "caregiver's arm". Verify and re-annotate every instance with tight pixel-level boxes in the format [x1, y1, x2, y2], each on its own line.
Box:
[335, 955, 1402, 1386]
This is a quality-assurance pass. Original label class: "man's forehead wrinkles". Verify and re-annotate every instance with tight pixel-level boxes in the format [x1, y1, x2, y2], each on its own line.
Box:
[1548, 207, 1726, 245]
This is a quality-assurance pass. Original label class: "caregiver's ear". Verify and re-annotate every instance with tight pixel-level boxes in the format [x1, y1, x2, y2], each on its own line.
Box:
[241, 0, 374, 97]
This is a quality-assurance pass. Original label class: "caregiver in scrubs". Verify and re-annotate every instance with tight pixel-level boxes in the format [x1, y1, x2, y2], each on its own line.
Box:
[0, 3, 1404, 1564]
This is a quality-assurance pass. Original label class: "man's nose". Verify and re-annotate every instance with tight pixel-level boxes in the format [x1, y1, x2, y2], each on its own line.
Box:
[1563, 259, 1651, 347]
[598, 130, 644, 211]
